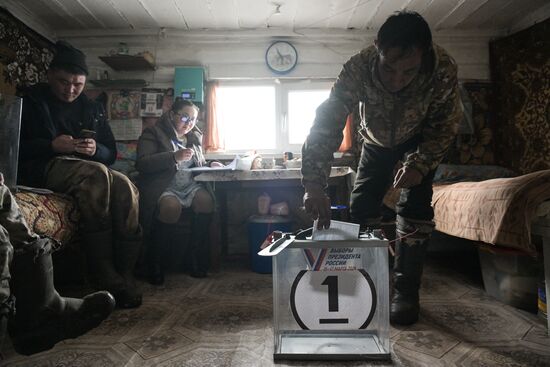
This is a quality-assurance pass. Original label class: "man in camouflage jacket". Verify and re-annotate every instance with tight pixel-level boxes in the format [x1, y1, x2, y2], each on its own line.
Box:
[302, 11, 463, 325]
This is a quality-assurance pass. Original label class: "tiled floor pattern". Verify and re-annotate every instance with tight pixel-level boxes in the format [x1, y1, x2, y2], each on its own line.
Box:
[2, 255, 549, 366]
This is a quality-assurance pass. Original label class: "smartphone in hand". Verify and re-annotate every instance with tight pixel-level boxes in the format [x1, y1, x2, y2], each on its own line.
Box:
[78, 129, 96, 139]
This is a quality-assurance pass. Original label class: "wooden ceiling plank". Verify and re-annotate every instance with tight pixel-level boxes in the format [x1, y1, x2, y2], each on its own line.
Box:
[16, 0, 81, 29]
[267, 0, 299, 30]
[325, 0, 359, 29]
[420, 0, 457, 28]
[102, 0, 158, 29]
[403, 0, 434, 15]
[346, 0, 383, 30]
[74, 0, 108, 28]
[209, 0, 239, 29]
[0, 0, 55, 39]
[64, 0, 132, 29]
[234, 0, 269, 29]
[456, 0, 514, 29]
[481, 0, 549, 30]
[368, 0, 413, 29]
[181, 0, 217, 29]
[293, 0, 331, 28]
[434, 0, 490, 30]
[136, 0, 187, 29]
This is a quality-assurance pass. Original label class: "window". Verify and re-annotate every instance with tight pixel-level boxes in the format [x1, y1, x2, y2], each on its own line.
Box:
[215, 80, 332, 154]
[217, 85, 276, 151]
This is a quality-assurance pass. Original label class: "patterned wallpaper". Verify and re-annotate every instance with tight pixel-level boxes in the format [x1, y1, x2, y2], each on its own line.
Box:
[444, 82, 495, 166]
[490, 18, 550, 174]
[0, 7, 54, 96]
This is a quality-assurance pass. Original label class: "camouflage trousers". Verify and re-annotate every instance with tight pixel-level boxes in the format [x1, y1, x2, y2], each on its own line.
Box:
[350, 139, 436, 238]
[0, 182, 52, 312]
[45, 157, 141, 239]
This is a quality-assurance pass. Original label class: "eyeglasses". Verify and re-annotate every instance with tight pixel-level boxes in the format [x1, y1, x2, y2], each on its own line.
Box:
[175, 112, 197, 124]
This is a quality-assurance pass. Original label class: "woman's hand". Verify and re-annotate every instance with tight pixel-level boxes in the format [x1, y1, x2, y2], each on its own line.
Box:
[210, 161, 224, 168]
[174, 148, 194, 162]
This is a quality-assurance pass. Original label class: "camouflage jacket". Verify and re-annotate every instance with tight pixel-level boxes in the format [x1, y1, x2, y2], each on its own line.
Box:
[301, 44, 463, 189]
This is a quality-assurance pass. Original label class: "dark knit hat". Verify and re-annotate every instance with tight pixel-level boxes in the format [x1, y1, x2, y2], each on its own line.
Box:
[49, 40, 88, 75]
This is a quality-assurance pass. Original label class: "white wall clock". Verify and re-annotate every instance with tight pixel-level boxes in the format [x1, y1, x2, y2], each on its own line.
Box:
[265, 41, 298, 74]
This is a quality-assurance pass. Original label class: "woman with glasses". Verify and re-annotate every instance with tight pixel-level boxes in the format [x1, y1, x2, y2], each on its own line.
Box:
[136, 98, 222, 284]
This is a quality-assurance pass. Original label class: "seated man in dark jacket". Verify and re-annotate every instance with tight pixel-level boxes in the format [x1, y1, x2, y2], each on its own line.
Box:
[18, 41, 142, 308]
[0, 172, 115, 356]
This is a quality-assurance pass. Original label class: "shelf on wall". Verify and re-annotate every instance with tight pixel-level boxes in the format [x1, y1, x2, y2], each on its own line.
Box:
[98, 55, 155, 71]
[88, 79, 148, 88]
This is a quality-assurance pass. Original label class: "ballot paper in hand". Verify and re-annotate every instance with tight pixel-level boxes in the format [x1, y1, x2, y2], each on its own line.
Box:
[311, 220, 360, 240]
[309, 220, 361, 271]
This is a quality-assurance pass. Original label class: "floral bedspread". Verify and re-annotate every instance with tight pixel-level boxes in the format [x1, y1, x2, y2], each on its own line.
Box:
[384, 169, 550, 252]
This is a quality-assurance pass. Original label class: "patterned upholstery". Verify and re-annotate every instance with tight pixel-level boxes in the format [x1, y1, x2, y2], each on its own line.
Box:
[14, 191, 79, 251]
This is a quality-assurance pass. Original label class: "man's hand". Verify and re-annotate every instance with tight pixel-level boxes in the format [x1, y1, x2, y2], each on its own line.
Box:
[51, 134, 76, 154]
[303, 185, 331, 229]
[174, 148, 194, 162]
[393, 166, 423, 188]
[74, 138, 97, 156]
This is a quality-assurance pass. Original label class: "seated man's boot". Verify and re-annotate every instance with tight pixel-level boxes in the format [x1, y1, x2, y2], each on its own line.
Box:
[8, 250, 115, 355]
[186, 213, 212, 278]
[114, 236, 143, 308]
[0, 295, 15, 359]
[82, 230, 137, 308]
[390, 236, 429, 326]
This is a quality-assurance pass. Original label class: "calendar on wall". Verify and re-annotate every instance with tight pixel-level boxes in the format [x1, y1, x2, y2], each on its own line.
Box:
[140, 88, 164, 117]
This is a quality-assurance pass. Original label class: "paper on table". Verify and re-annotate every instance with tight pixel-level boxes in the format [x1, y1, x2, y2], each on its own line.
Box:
[311, 220, 360, 240]
[185, 156, 239, 172]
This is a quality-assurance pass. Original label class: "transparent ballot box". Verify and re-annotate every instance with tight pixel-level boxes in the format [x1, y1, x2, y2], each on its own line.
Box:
[261, 234, 390, 361]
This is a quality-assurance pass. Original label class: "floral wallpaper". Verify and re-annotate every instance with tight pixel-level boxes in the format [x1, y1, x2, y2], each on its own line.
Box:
[0, 7, 54, 95]
[490, 18, 550, 174]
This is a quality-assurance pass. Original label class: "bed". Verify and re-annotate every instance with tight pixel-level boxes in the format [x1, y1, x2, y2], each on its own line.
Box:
[384, 165, 550, 329]
[383, 165, 550, 253]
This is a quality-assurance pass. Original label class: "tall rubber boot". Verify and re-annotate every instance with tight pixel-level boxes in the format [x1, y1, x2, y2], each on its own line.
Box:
[146, 222, 173, 285]
[81, 230, 134, 308]
[114, 237, 142, 308]
[0, 295, 15, 358]
[390, 236, 429, 325]
[186, 213, 212, 278]
[8, 250, 115, 355]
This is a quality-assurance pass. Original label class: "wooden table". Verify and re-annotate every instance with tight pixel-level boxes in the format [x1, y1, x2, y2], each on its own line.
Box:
[194, 167, 356, 256]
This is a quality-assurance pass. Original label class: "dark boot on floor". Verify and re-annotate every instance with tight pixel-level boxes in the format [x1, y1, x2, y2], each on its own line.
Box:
[114, 236, 143, 308]
[82, 230, 138, 308]
[8, 249, 115, 355]
[390, 236, 429, 326]
[146, 222, 173, 285]
[186, 213, 212, 278]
